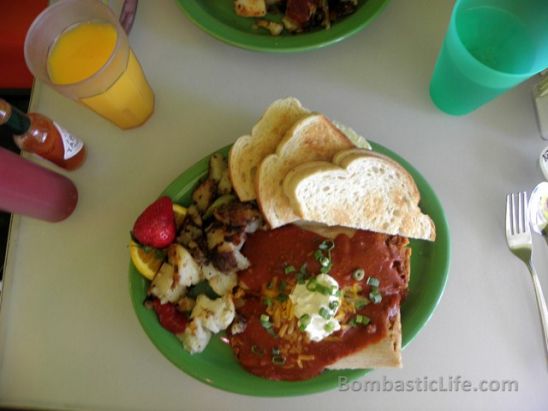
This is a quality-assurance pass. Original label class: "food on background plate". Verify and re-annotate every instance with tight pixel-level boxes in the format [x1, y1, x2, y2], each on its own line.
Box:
[234, 0, 360, 36]
[129, 97, 436, 381]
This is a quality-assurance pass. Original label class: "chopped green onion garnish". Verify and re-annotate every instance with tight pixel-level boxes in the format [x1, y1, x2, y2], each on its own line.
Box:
[263, 297, 272, 307]
[319, 240, 335, 250]
[354, 297, 369, 310]
[299, 263, 308, 274]
[260, 314, 272, 329]
[267, 279, 275, 289]
[355, 314, 371, 325]
[319, 256, 330, 267]
[324, 321, 336, 333]
[319, 307, 331, 320]
[352, 268, 365, 281]
[306, 278, 318, 291]
[272, 355, 286, 365]
[314, 241, 335, 274]
[272, 347, 281, 356]
[369, 289, 382, 304]
[279, 280, 287, 292]
[316, 283, 334, 296]
[296, 272, 306, 284]
[284, 265, 296, 274]
[299, 314, 311, 331]
[329, 300, 339, 310]
[366, 276, 380, 288]
[320, 265, 331, 274]
[314, 249, 323, 261]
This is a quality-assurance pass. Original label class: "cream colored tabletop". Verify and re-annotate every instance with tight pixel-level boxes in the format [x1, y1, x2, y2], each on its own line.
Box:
[1, 0, 547, 410]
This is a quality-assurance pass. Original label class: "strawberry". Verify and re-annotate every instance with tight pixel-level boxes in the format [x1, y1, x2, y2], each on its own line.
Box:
[132, 196, 176, 249]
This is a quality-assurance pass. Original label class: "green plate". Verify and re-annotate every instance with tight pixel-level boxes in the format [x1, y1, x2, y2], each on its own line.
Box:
[129, 142, 450, 396]
[175, 0, 391, 52]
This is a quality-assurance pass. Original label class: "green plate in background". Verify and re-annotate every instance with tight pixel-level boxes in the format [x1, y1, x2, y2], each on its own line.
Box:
[129, 142, 450, 396]
[175, 0, 391, 52]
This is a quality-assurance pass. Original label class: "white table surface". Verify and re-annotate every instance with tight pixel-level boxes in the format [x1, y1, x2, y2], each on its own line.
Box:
[1, 0, 548, 410]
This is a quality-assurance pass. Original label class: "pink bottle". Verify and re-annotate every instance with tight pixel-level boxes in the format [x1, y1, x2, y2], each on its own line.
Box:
[0, 147, 78, 222]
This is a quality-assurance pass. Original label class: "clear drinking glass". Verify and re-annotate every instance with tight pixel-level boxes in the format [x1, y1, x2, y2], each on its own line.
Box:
[24, 0, 154, 129]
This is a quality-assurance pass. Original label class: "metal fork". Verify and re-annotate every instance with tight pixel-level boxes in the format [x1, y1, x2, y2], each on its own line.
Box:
[506, 192, 548, 363]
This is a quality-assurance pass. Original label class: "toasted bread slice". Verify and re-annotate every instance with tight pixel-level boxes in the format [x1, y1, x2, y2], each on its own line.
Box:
[331, 121, 372, 151]
[283, 149, 436, 241]
[228, 98, 372, 202]
[327, 313, 402, 369]
[332, 147, 373, 165]
[229, 97, 310, 202]
[256, 114, 355, 228]
[302, 225, 405, 370]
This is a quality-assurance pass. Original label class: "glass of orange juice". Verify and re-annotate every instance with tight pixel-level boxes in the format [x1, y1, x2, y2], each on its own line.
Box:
[24, 0, 154, 129]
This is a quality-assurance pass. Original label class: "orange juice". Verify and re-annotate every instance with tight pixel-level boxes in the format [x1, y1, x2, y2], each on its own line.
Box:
[47, 21, 154, 129]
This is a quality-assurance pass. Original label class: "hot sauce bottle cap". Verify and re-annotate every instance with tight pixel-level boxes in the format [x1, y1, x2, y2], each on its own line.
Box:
[0, 98, 31, 136]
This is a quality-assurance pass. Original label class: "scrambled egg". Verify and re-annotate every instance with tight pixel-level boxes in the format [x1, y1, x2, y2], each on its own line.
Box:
[149, 244, 202, 303]
[149, 262, 185, 304]
[202, 263, 238, 297]
[148, 244, 237, 354]
[180, 294, 235, 353]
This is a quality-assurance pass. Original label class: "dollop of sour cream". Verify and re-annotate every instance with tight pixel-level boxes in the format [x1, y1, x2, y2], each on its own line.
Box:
[289, 274, 342, 342]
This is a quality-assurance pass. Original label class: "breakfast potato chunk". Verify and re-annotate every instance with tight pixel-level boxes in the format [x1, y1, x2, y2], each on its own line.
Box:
[208, 271, 238, 296]
[149, 262, 185, 304]
[167, 244, 202, 288]
[234, 0, 267, 17]
[208, 153, 226, 182]
[180, 320, 211, 354]
[217, 169, 233, 195]
[192, 178, 217, 211]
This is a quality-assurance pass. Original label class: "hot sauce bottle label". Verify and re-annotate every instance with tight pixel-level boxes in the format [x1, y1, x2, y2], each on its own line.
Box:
[53, 122, 85, 160]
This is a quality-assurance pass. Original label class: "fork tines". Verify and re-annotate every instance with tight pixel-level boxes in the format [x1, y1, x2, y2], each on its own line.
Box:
[506, 191, 530, 237]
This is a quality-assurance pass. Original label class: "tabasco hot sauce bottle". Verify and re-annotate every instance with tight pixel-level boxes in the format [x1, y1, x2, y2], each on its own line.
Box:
[0, 98, 86, 170]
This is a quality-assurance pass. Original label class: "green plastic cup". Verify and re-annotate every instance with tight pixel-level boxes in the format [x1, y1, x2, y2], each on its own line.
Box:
[430, 0, 548, 115]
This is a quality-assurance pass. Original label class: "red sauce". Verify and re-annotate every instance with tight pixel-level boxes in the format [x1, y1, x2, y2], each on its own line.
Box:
[229, 224, 410, 381]
[151, 299, 188, 334]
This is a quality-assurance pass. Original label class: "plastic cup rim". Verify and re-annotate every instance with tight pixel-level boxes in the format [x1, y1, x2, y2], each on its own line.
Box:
[24, 0, 128, 93]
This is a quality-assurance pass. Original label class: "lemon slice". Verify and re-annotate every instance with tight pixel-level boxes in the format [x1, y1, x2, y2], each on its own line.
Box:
[130, 240, 163, 280]
[172, 203, 187, 228]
